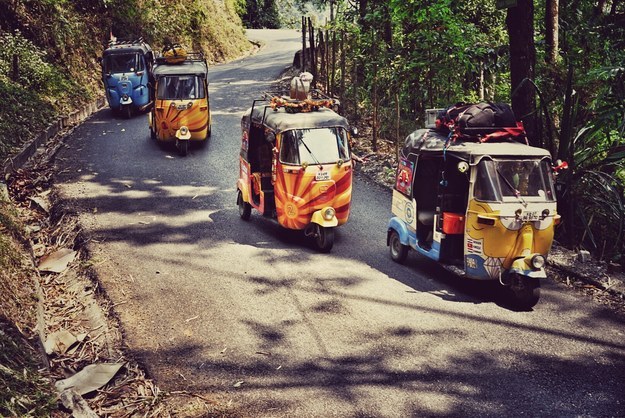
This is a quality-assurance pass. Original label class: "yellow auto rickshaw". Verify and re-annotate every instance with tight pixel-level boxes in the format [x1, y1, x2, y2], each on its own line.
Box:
[236, 91, 355, 252]
[388, 103, 564, 309]
[148, 49, 211, 156]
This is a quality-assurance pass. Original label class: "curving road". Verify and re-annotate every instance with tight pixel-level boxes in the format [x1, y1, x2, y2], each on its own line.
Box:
[55, 29, 625, 417]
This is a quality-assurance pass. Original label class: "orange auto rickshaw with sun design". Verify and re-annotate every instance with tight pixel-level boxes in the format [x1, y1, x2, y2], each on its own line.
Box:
[237, 91, 356, 252]
[148, 49, 211, 156]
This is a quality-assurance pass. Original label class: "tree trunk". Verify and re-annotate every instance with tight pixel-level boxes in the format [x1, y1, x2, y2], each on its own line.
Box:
[301, 16, 306, 72]
[506, 0, 538, 146]
[545, 0, 559, 64]
[340, 31, 345, 99]
[308, 17, 316, 85]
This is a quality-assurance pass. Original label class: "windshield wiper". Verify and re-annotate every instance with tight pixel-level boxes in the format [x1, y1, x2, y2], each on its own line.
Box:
[495, 168, 527, 206]
[299, 138, 323, 169]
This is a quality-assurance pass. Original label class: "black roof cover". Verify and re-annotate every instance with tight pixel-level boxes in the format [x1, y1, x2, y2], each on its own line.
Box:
[153, 60, 208, 77]
[242, 106, 350, 133]
[402, 129, 551, 161]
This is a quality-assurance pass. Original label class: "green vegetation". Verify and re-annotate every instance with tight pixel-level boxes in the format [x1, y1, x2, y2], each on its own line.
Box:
[0, 0, 252, 162]
[284, 0, 625, 262]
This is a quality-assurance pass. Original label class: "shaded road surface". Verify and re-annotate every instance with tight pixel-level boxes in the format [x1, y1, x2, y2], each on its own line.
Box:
[55, 30, 625, 417]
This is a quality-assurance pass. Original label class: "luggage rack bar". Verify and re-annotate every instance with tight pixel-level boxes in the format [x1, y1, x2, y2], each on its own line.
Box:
[107, 38, 146, 47]
[154, 51, 206, 65]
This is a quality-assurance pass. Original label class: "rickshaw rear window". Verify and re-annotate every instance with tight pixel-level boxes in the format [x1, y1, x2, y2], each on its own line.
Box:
[280, 128, 350, 165]
[157, 75, 206, 100]
[104, 53, 144, 73]
[474, 159, 556, 202]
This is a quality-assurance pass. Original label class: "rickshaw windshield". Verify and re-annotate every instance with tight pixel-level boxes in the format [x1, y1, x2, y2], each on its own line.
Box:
[157, 75, 205, 100]
[474, 158, 556, 202]
[280, 127, 350, 165]
[104, 53, 144, 74]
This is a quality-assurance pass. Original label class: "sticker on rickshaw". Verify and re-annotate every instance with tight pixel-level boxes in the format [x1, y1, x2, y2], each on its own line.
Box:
[316, 171, 330, 181]
[467, 237, 483, 255]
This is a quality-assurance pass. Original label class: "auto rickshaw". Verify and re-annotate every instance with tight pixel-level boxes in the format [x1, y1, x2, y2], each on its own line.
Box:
[100, 38, 154, 118]
[148, 48, 211, 156]
[237, 90, 354, 252]
[387, 104, 561, 308]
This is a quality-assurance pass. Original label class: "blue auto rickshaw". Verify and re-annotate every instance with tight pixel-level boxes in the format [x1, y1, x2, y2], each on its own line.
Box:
[100, 39, 154, 118]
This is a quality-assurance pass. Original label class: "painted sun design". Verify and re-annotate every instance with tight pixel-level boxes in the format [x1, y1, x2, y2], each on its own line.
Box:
[156, 99, 209, 140]
[275, 166, 352, 230]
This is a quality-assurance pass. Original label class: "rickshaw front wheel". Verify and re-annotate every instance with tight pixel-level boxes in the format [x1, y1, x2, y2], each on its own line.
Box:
[389, 230, 408, 263]
[178, 140, 189, 156]
[509, 274, 541, 309]
[314, 225, 334, 253]
[238, 190, 251, 220]
[123, 104, 131, 119]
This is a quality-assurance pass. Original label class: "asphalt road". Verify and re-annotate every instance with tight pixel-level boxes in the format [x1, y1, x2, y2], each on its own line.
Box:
[55, 29, 625, 417]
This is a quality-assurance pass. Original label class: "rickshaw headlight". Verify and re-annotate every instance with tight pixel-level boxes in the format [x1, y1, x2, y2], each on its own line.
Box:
[531, 254, 546, 269]
[323, 207, 335, 221]
[179, 126, 189, 136]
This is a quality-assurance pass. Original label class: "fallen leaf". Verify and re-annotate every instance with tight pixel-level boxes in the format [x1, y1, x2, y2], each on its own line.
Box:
[38, 249, 77, 273]
[55, 363, 125, 395]
[233, 381, 244, 388]
[44, 330, 78, 355]
[138, 221, 151, 225]
[123, 183, 131, 188]
[29, 196, 50, 213]
[185, 315, 199, 322]
[59, 389, 98, 418]
[165, 155, 174, 159]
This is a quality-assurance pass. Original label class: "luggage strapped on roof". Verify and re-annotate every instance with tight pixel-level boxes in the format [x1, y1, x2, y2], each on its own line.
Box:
[435, 102, 527, 145]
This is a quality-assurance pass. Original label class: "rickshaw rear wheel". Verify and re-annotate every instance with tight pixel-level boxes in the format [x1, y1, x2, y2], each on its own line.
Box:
[314, 225, 334, 253]
[389, 230, 408, 263]
[238, 190, 251, 220]
[509, 274, 541, 309]
[123, 105, 131, 119]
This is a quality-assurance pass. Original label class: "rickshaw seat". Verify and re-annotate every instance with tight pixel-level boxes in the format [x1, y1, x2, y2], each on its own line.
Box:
[418, 210, 435, 225]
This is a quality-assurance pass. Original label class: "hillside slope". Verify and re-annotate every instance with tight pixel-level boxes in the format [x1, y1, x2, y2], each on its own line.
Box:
[0, 0, 251, 161]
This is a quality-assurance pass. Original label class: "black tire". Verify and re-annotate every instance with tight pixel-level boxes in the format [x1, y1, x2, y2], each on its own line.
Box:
[238, 190, 251, 220]
[150, 126, 156, 140]
[389, 230, 408, 263]
[123, 104, 132, 119]
[509, 275, 541, 309]
[206, 123, 212, 138]
[314, 225, 334, 253]
[178, 140, 189, 156]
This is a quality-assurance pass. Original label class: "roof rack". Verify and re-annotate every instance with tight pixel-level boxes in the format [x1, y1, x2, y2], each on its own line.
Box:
[258, 89, 341, 114]
[106, 37, 148, 48]
[154, 51, 206, 65]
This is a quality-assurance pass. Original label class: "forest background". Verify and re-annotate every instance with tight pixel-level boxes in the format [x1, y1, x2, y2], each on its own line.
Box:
[0, 0, 624, 414]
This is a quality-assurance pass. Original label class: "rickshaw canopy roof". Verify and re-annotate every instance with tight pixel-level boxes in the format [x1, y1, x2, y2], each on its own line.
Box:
[103, 43, 151, 56]
[243, 106, 350, 133]
[402, 128, 552, 161]
[153, 61, 208, 78]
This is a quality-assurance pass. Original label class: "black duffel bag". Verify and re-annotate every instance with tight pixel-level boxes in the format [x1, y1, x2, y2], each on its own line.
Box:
[457, 102, 517, 129]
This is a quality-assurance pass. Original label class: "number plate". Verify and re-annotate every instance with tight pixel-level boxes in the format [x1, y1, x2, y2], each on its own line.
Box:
[315, 171, 330, 181]
[120, 74, 129, 81]
[522, 211, 539, 221]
